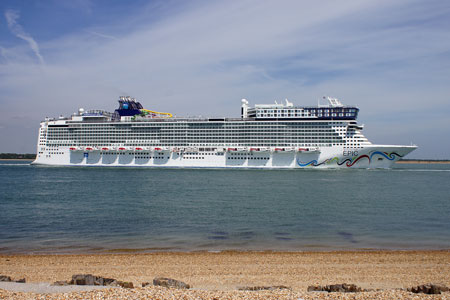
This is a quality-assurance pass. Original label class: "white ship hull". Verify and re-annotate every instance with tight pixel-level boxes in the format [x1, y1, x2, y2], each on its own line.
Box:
[32, 145, 416, 169]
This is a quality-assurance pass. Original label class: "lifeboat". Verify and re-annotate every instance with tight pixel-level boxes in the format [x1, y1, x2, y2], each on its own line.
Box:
[85, 147, 94, 151]
[274, 148, 285, 152]
[249, 147, 260, 152]
[153, 147, 169, 152]
[101, 147, 109, 151]
[118, 147, 127, 151]
[298, 147, 321, 153]
[227, 147, 247, 152]
[69, 147, 77, 151]
[135, 147, 143, 151]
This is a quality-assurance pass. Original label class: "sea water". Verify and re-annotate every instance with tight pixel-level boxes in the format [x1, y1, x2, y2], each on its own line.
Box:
[0, 161, 449, 253]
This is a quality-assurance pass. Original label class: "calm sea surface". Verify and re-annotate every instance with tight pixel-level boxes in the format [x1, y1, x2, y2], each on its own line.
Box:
[0, 161, 449, 254]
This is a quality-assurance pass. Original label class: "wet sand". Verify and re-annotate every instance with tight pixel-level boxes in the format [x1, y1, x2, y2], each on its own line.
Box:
[0, 250, 449, 299]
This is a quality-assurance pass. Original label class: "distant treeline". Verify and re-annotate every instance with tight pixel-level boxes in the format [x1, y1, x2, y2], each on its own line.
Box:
[0, 153, 36, 159]
[399, 158, 450, 162]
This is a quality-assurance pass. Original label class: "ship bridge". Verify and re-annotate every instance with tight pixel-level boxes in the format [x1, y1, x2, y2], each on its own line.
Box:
[242, 96, 359, 121]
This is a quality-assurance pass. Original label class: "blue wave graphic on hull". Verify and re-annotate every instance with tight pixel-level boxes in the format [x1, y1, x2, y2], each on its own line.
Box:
[369, 151, 398, 161]
[297, 160, 318, 167]
[297, 151, 403, 168]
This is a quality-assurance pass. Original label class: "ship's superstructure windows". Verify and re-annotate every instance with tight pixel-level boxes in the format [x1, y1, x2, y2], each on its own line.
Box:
[41, 96, 370, 152]
[43, 119, 370, 149]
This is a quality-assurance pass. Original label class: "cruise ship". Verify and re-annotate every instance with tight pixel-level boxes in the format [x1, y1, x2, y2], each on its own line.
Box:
[32, 96, 416, 168]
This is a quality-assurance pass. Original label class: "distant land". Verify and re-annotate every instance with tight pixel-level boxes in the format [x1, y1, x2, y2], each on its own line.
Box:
[0, 153, 36, 160]
[396, 159, 450, 164]
[0, 153, 449, 163]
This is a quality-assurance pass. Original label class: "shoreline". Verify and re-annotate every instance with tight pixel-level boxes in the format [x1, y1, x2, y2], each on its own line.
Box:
[0, 159, 33, 161]
[2, 248, 449, 255]
[397, 160, 450, 164]
[1, 247, 450, 255]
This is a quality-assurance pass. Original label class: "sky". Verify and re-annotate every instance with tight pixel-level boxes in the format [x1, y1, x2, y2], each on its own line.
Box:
[0, 0, 449, 159]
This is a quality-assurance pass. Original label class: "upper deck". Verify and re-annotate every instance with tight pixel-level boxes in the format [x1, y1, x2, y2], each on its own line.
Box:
[43, 96, 359, 124]
[243, 97, 358, 121]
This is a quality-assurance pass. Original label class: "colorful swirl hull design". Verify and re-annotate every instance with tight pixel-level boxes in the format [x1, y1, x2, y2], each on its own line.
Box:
[297, 151, 403, 168]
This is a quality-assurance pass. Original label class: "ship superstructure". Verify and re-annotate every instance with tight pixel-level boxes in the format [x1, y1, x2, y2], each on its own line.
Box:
[33, 96, 416, 168]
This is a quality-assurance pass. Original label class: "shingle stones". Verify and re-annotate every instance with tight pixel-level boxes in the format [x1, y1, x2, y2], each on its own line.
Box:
[407, 283, 449, 295]
[152, 277, 190, 289]
[0, 275, 25, 283]
[307, 283, 363, 293]
[53, 274, 133, 288]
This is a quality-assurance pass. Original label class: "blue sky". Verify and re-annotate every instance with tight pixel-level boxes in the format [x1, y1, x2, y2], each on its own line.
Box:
[1, 0, 449, 158]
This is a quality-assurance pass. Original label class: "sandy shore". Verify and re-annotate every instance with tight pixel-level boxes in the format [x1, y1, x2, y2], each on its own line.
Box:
[1, 250, 449, 299]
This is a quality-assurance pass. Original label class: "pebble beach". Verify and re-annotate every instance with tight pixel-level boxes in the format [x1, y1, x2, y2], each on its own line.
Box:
[1, 250, 449, 299]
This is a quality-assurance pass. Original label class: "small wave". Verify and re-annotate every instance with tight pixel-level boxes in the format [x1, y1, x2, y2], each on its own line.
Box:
[208, 235, 229, 240]
[276, 237, 293, 241]
[394, 169, 450, 172]
[0, 163, 31, 166]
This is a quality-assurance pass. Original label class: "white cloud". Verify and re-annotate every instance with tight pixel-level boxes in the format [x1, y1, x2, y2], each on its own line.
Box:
[85, 30, 118, 41]
[4, 9, 45, 65]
